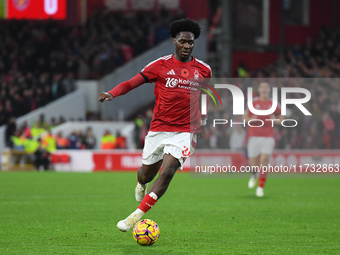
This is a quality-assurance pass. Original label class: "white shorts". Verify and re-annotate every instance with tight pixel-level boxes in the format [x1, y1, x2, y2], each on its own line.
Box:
[247, 137, 275, 158]
[142, 131, 197, 170]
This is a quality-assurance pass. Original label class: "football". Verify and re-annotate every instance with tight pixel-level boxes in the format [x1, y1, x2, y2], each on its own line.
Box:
[132, 219, 160, 246]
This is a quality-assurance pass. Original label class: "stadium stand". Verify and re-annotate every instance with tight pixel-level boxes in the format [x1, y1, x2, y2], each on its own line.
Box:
[199, 26, 340, 150]
[0, 8, 185, 125]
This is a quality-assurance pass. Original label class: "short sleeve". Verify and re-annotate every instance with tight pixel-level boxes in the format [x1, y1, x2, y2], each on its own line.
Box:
[207, 67, 212, 79]
[140, 59, 162, 83]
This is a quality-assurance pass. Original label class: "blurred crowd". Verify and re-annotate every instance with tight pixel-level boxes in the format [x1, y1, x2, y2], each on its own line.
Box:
[0, 8, 185, 126]
[210, 26, 340, 150]
[3, 6, 340, 151]
[5, 114, 127, 154]
[198, 79, 340, 150]
[248, 27, 340, 78]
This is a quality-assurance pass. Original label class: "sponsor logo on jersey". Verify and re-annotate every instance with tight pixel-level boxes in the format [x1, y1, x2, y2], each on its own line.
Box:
[167, 69, 176, 75]
[165, 77, 199, 89]
[13, 0, 30, 10]
[165, 78, 179, 88]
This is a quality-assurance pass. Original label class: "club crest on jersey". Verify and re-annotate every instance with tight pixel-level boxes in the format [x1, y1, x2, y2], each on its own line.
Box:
[194, 69, 199, 79]
[13, 0, 30, 10]
[181, 69, 189, 77]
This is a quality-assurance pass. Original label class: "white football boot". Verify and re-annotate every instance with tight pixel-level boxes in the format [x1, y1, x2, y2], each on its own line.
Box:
[256, 187, 264, 197]
[248, 173, 258, 189]
[117, 212, 140, 232]
[135, 183, 148, 202]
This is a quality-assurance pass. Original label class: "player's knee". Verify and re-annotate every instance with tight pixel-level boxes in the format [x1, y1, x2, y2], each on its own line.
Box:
[142, 173, 154, 184]
[138, 169, 152, 184]
[260, 158, 269, 165]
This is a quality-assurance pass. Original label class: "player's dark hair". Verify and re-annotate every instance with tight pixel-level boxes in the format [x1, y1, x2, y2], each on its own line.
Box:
[169, 18, 201, 39]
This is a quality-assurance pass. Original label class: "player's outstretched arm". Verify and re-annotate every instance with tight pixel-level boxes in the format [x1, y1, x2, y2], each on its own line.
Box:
[98, 73, 146, 103]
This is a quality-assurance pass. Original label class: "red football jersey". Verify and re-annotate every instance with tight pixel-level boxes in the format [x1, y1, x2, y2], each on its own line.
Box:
[141, 55, 212, 132]
[247, 97, 281, 138]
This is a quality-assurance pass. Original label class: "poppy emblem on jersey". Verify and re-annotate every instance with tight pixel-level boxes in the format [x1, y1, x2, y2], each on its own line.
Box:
[181, 69, 189, 77]
[13, 0, 30, 10]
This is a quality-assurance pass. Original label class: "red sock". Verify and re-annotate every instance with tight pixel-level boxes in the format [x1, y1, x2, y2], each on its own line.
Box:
[138, 194, 157, 213]
[258, 171, 268, 188]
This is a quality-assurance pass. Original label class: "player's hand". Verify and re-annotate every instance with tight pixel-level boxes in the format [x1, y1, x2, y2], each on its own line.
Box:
[198, 125, 206, 139]
[98, 92, 113, 103]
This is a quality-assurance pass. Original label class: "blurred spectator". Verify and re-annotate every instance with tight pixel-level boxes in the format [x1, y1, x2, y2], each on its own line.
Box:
[114, 131, 126, 149]
[61, 73, 76, 94]
[69, 131, 82, 149]
[0, 104, 6, 126]
[21, 121, 31, 138]
[58, 116, 66, 125]
[33, 138, 50, 171]
[144, 109, 153, 131]
[134, 115, 144, 149]
[49, 117, 57, 130]
[229, 125, 246, 150]
[5, 116, 16, 147]
[31, 122, 46, 140]
[289, 129, 302, 149]
[10, 130, 25, 150]
[55, 131, 70, 149]
[237, 62, 249, 78]
[42, 131, 57, 153]
[101, 130, 116, 149]
[24, 135, 39, 154]
[83, 127, 97, 149]
[34, 114, 47, 129]
[301, 126, 322, 149]
[22, 90, 35, 115]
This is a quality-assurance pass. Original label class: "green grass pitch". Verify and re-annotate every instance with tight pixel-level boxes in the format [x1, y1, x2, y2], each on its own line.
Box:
[0, 171, 339, 254]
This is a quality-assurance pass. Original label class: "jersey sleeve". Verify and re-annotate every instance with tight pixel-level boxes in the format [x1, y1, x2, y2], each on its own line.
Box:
[140, 59, 162, 83]
[207, 67, 212, 79]
[202, 65, 212, 79]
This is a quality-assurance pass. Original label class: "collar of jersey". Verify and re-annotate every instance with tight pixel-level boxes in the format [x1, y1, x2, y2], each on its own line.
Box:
[172, 54, 195, 65]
